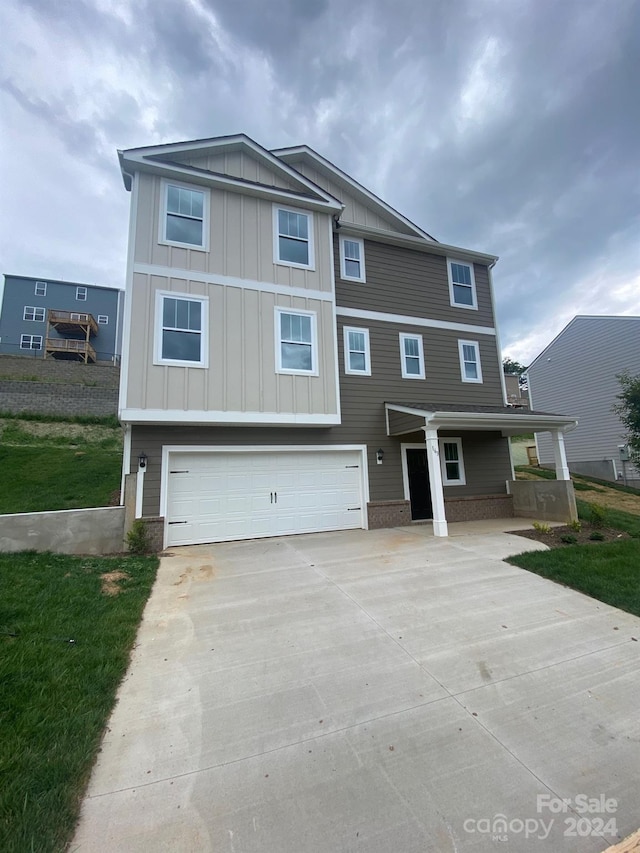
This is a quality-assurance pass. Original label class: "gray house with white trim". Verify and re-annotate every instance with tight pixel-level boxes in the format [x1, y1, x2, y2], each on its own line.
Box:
[117, 134, 577, 548]
[528, 315, 640, 486]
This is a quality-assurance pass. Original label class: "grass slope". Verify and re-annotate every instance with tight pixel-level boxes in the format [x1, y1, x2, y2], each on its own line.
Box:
[0, 551, 158, 853]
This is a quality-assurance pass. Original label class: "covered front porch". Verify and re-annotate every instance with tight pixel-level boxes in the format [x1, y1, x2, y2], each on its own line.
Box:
[385, 402, 578, 537]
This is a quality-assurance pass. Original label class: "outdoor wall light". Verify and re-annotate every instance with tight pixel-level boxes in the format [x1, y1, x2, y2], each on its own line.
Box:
[376, 448, 384, 465]
[137, 452, 148, 470]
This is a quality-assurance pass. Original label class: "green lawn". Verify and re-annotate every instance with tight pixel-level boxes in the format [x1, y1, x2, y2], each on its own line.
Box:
[0, 551, 159, 853]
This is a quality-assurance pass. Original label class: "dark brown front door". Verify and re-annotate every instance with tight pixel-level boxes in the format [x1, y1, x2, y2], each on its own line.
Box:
[406, 449, 432, 520]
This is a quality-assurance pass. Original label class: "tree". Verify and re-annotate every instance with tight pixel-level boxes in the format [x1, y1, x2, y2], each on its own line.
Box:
[613, 372, 640, 465]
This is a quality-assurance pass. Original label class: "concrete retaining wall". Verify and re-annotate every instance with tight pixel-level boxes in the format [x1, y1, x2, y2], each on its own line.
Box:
[0, 506, 125, 555]
[508, 480, 578, 523]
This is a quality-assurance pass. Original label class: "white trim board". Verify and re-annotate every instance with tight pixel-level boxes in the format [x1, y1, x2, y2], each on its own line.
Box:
[336, 306, 496, 336]
[132, 263, 335, 304]
[120, 409, 341, 425]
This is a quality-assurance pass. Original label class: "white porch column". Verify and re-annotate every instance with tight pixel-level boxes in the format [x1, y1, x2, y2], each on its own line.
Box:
[135, 462, 146, 518]
[551, 429, 571, 480]
[423, 426, 448, 537]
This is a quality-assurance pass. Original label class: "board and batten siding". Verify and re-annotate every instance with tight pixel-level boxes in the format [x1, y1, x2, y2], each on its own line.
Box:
[133, 173, 334, 293]
[123, 272, 338, 417]
[529, 317, 640, 478]
[171, 149, 303, 193]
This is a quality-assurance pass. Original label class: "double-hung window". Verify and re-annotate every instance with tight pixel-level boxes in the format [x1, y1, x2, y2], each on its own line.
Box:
[20, 334, 42, 350]
[155, 292, 208, 367]
[343, 326, 371, 375]
[162, 182, 209, 249]
[440, 438, 466, 485]
[76, 286, 87, 301]
[447, 259, 477, 309]
[339, 236, 365, 282]
[24, 306, 45, 322]
[276, 308, 317, 374]
[458, 340, 483, 383]
[399, 333, 425, 379]
[274, 206, 314, 269]
[34, 281, 47, 296]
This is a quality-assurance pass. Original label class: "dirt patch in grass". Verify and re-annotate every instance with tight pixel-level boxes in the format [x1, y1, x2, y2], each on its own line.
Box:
[512, 524, 631, 549]
[100, 570, 130, 596]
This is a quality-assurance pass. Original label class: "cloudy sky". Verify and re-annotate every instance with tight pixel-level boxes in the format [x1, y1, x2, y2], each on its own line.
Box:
[1, 0, 638, 364]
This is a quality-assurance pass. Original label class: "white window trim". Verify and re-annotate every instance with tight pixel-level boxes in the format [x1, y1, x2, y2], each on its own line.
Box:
[97, 315, 109, 325]
[458, 339, 483, 383]
[154, 290, 209, 368]
[343, 326, 371, 376]
[273, 204, 315, 270]
[274, 307, 318, 375]
[76, 286, 87, 301]
[440, 437, 466, 486]
[399, 332, 425, 379]
[447, 258, 478, 310]
[159, 179, 210, 251]
[20, 334, 43, 350]
[23, 306, 45, 322]
[339, 235, 366, 282]
[34, 281, 47, 296]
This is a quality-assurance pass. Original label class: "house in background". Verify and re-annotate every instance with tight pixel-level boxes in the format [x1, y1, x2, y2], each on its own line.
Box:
[528, 315, 640, 486]
[117, 133, 577, 548]
[504, 372, 530, 408]
[0, 275, 124, 363]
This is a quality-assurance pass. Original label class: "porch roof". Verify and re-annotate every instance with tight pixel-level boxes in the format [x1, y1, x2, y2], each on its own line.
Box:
[385, 402, 578, 437]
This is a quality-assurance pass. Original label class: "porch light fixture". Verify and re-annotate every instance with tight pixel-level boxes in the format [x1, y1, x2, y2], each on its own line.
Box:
[137, 452, 148, 470]
[376, 448, 384, 465]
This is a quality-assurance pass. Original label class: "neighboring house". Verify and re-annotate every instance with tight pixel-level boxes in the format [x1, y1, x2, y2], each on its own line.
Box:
[117, 134, 576, 547]
[0, 275, 124, 363]
[528, 315, 640, 486]
[504, 372, 530, 408]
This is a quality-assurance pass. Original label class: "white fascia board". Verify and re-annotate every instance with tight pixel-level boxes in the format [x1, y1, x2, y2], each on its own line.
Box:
[337, 306, 496, 337]
[273, 145, 435, 242]
[120, 409, 341, 426]
[384, 403, 577, 434]
[339, 222, 498, 265]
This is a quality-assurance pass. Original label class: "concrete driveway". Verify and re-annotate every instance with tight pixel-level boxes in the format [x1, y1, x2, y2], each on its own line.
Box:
[73, 523, 640, 852]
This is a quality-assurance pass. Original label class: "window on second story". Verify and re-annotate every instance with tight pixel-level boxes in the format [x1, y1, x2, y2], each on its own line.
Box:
[76, 286, 87, 301]
[343, 326, 371, 375]
[440, 438, 466, 485]
[97, 315, 109, 325]
[399, 333, 425, 379]
[340, 236, 366, 282]
[155, 293, 208, 367]
[21, 334, 43, 350]
[24, 306, 45, 322]
[447, 259, 477, 309]
[274, 206, 314, 269]
[276, 308, 317, 374]
[34, 281, 47, 296]
[161, 182, 209, 249]
[458, 340, 483, 383]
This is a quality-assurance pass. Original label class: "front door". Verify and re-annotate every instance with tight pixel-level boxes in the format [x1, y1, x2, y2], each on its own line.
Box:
[406, 448, 432, 520]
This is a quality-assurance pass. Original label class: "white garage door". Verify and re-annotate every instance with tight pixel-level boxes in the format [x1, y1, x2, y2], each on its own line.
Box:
[165, 449, 365, 546]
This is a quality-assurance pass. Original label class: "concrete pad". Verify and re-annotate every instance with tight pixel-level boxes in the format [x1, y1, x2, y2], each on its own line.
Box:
[73, 525, 640, 851]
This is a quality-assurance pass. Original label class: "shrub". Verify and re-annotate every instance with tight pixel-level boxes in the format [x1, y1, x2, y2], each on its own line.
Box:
[126, 519, 151, 555]
[560, 534, 578, 544]
[568, 519, 582, 532]
[589, 504, 608, 529]
[589, 531, 605, 541]
[533, 521, 551, 534]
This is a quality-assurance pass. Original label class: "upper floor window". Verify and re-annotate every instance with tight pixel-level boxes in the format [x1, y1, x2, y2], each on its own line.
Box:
[76, 286, 87, 301]
[24, 306, 45, 322]
[447, 259, 477, 309]
[161, 181, 209, 250]
[458, 340, 483, 383]
[155, 292, 208, 367]
[275, 308, 317, 374]
[440, 438, 466, 485]
[20, 334, 42, 350]
[34, 281, 47, 296]
[273, 206, 314, 269]
[97, 315, 109, 325]
[343, 326, 371, 375]
[340, 236, 366, 282]
[399, 333, 425, 379]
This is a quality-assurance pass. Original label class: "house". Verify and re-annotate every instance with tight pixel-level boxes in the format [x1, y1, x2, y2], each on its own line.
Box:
[504, 372, 530, 408]
[0, 274, 124, 364]
[528, 315, 640, 486]
[117, 134, 577, 548]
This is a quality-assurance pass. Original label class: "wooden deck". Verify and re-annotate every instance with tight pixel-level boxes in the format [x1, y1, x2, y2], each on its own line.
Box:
[44, 337, 97, 363]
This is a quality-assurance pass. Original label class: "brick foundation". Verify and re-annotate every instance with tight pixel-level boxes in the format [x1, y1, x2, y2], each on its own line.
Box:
[444, 494, 514, 523]
[141, 517, 165, 552]
[367, 500, 412, 529]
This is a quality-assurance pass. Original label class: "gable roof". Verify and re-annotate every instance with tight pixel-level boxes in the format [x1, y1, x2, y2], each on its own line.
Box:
[272, 144, 437, 242]
[118, 134, 343, 211]
[527, 315, 640, 372]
